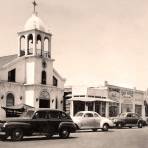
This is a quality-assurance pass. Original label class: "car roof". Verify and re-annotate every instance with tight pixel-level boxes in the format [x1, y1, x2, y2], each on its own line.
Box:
[27, 108, 63, 112]
[122, 112, 135, 114]
[77, 111, 98, 114]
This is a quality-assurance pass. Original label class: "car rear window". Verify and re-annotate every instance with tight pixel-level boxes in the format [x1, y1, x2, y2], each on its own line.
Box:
[60, 112, 71, 119]
[94, 113, 99, 117]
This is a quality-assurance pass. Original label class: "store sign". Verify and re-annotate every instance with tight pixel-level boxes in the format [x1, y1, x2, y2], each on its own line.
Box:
[108, 88, 120, 102]
[121, 90, 133, 98]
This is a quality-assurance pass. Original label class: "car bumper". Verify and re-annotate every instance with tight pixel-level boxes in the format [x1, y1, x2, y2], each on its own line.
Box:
[0, 132, 6, 136]
[0, 128, 6, 136]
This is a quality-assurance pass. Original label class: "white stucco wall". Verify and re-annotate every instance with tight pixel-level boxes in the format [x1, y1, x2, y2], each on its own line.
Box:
[53, 69, 65, 89]
[34, 58, 53, 85]
[26, 58, 35, 84]
[25, 89, 34, 107]
[0, 58, 26, 83]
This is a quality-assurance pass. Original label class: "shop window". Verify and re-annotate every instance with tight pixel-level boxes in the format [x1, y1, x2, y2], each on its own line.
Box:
[41, 71, 46, 84]
[53, 76, 58, 87]
[8, 69, 16, 82]
[95, 102, 106, 117]
[101, 102, 106, 117]
[135, 105, 142, 116]
[74, 101, 85, 115]
[121, 104, 133, 113]
[109, 103, 119, 117]
[87, 102, 93, 111]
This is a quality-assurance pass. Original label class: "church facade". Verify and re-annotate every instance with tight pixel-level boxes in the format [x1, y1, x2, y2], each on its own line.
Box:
[0, 4, 65, 118]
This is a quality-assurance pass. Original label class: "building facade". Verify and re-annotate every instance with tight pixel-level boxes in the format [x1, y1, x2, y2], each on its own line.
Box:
[0, 3, 65, 118]
[65, 82, 146, 118]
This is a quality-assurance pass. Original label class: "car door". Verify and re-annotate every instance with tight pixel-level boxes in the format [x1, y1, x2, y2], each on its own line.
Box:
[46, 111, 61, 133]
[93, 113, 101, 128]
[81, 113, 96, 129]
[125, 113, 133, 125]
[131, 113, 139, 125]
[31, 111, 49, 133]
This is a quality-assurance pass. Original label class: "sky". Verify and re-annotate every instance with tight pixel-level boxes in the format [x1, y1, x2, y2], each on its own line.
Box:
[0, 0, 148, 90]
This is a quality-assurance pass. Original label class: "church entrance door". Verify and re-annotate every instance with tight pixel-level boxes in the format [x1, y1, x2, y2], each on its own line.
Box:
[39, 90, 50, 108]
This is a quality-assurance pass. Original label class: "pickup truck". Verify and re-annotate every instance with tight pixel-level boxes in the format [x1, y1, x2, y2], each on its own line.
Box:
[0, 108, 76, 141]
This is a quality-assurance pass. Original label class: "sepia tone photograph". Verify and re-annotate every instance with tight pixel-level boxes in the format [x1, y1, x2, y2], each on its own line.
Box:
[0, 0, 148, 148]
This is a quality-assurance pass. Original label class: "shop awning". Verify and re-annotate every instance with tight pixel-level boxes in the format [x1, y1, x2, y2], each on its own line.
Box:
[2, 104, 34, 111]
[68, 97, 118, 103]
[1, 104, 34, 117]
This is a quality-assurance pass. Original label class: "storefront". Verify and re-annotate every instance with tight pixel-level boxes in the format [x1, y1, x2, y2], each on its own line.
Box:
[106, 82, 146, 118]
[65, 83, 146, 118]
[69, 97, 116, 117]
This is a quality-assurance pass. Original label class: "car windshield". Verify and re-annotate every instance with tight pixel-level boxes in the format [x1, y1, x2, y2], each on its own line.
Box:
[75, 112, 84, 117]
[21, 110, 35, 118]
[118, 113, 126, 117]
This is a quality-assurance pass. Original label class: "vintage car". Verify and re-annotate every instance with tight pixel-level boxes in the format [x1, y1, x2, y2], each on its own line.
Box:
[112, 112, 146, 128]
[72, 111, 114, 131]
[0, 108, 76, 141]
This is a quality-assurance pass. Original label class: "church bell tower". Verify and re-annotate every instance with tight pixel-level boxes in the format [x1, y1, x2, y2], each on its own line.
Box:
[17, 1, 52, 58]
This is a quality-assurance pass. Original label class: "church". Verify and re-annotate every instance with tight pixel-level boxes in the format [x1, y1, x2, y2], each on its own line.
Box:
[0, 2, 65, 118]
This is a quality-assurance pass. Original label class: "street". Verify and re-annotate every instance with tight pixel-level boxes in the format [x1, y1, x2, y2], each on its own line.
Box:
[1, 127, 148, 148]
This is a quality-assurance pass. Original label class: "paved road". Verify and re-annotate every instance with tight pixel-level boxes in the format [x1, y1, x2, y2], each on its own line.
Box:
[1, 127, 148, 148]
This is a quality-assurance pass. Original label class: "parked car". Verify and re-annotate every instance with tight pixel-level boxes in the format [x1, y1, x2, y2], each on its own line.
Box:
[111, 112, 146, 128]
[72, 111, 114, 131]
[0, 108, 76, 141]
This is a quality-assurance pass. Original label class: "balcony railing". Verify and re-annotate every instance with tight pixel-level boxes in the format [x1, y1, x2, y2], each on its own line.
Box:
[36, 49, 50, 58]
[20, 49, 50, 58]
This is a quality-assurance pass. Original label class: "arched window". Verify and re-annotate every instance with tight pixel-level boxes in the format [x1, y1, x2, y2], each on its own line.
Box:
[44, 37, 49, 51]
[20, 35, 25, 56]
[6, 93, 14, 107]
[37, 34, 41, 49]
[44, 37, 50, 58]
[41, 71, 46, 84]
[53, 76, 58, 87]
[27, 34, 33, 55]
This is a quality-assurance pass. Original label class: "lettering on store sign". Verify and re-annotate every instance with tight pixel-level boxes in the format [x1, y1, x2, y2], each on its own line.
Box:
[109, 88, 120, 101]
[121, 90, 133, 98]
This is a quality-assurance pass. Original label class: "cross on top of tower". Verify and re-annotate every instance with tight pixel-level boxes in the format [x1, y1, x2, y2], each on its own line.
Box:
[32, 0, 37, 13]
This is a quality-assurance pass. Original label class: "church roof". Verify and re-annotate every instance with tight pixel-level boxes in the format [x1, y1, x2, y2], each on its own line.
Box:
[24, 13, 46, 32]
[0, 54, 17, 68]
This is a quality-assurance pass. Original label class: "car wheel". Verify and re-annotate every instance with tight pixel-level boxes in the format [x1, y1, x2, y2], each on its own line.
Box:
[102, 123, 109, 131]
[117, 123, 122, 129]
[92, 129, 97, 132]
[0, 135, 9, 141]
[138, 122, 143, 128]
[129, 126, 132, 128]
[75, 124, 80, 130]
[59, 128, 70, 139]
[11, 128, 23, 141]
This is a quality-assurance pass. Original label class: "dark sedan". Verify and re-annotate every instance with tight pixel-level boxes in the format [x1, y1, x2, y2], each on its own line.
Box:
[0, 108, 76, 141]
[112, 112, 146, 128]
